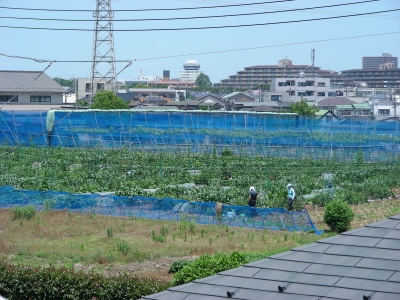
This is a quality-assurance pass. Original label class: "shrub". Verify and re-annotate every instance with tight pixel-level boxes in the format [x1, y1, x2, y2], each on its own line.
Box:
[168, 260, 192, 274]
[11, 206, 35, 220]
[0, 261, 169, 299]
[323, 200, 355, 233]
[172, 252, 249, 286]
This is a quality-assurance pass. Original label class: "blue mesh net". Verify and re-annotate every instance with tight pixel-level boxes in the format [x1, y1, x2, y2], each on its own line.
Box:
[0, 110, 399, 161]
[0, 186, 321, 233]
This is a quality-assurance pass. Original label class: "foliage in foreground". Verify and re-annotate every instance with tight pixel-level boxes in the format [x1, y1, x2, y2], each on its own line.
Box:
[323, 200, 355, 233]
[0, 261, 169, 300]
[172, 252, 249, 286]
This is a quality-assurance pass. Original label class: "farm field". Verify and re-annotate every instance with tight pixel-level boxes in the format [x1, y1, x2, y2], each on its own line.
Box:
[0, 146, 399, 208]
[0, 146, 399, 286]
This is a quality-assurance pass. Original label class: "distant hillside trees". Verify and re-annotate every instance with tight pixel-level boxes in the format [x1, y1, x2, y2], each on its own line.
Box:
[53, 77, 73, 87]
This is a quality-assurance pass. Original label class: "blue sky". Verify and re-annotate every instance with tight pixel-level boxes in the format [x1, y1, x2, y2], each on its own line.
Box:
[1, 0, 399, 84]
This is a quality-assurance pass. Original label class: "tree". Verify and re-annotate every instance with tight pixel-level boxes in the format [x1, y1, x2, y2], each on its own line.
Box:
[195, 73, 212, 87]
[90, 90, 129, 110]
[290, 98, 319, 115]
[53, 77, 73, 87]
[324, 200, 355, 233]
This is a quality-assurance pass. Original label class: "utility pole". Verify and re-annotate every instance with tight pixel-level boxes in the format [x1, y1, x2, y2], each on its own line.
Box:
[91, 0, 116, 104]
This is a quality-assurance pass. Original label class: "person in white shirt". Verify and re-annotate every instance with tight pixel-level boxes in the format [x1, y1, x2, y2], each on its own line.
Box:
[287, 183, 296, 211]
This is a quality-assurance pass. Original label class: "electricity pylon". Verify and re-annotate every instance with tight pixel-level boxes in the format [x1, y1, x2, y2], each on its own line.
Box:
[91, 0, 116, 102]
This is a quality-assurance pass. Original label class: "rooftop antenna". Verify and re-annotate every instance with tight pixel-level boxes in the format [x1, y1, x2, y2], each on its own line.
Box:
[311, 49, 315, 77]
[90, 0, 116, 104]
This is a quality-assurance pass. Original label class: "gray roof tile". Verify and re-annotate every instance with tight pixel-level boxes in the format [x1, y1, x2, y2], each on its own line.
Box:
[325, 244, 400, 260]
[304, 263, 395, 281]
[356, 257, 400, 271]
[334, 277, 400, 293]
[0, 71, 65, 93]
[375, 238, 400, 250]
[387, 271, 400, 282]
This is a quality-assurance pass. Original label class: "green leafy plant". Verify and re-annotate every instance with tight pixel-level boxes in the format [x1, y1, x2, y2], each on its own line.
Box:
[168, 259, 192, 274]
[107, 227, 114, 237]
[172, 252, 249, 286]
[116, 241, 131, 255]
[323, 200, 355, 233]
[11, 206, 35, 220]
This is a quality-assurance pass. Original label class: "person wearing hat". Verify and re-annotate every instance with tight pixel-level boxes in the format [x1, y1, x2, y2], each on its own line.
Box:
[287, 183, 296, 211]
[248, 186, 258, 207]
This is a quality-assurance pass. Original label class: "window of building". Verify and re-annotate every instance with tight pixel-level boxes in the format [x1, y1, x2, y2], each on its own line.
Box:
[85, 83, 91, 91]
[97, 83, 104, 90]
[278, 82, 286, 86]
[305, 81, 314, 86]
[328, 92, 336, 97]
[0, 95, 18, 102]
[298, 82, 306, 86]
[271, 95, 282, 101]
[317, 82, 326, 87]
[317, 92, 325, 97]
[30, 96, 51, 102]
[298, 92, 306, 96]
[306, 91, 314, 96]
[378, 109, 390, 116]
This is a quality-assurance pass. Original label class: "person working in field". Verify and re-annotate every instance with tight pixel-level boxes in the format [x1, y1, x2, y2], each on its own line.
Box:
[287, 183, 296, 211]
[248, 186, 258, 207]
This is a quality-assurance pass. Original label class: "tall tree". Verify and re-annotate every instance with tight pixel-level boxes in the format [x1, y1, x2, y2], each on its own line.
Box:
[195, 73, 212, 87]
[90, 90, 129, 110]
[290, 98, 319, 115]
[53, 77, 73, 87]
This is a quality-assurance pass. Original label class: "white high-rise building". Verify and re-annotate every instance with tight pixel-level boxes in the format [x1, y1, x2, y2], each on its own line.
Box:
[179, 60, 204, 82]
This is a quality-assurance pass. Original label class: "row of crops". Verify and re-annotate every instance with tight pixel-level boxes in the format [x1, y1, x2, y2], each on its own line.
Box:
[1, 146, 399, 208]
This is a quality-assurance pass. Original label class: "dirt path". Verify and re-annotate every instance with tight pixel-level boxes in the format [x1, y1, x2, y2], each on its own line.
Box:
[75, 256, 198, 283]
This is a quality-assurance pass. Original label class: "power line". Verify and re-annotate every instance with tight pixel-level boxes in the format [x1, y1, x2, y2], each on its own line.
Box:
[1, 31, 399, 63]
[0, 0, 381, 22]
[0, 0, 295, 12]
[0, 9, 398, 31]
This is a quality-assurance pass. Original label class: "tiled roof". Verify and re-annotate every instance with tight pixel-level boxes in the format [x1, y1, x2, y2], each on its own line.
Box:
[0, 70, 65, 93]
[353, 104, 371, 109]
[142, 214, 400, 300]
[317, 97, 356, 107]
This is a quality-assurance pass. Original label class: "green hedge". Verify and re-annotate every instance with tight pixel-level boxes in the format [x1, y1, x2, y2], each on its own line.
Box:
[0, 261, 169, 300]
[172, 252, 249, 286]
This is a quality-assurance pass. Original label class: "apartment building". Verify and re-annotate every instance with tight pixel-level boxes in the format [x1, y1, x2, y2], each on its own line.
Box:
[218, 59, 337, 89]
[362, 53, 398, 69]
[269, 77, 343, 102]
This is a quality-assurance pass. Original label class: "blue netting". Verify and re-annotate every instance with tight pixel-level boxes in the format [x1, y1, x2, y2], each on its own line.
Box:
[1, 110, 399, 161]
[0, 186, 321, 233]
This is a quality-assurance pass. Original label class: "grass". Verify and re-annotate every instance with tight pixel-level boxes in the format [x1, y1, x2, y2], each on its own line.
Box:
[0, 208, 326, 272]
[0, 198, 399, 279]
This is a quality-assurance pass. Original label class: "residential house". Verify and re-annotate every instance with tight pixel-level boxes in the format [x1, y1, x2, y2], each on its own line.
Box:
[164, 96, 224, 110]
[335, 104, 372, 118]
[317, 97, 356, 110]
[0, 70, 65, 106]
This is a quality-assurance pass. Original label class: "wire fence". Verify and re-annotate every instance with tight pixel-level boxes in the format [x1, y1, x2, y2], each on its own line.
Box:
[0, 186, 320, 233]
[0, 110, 399, 161]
